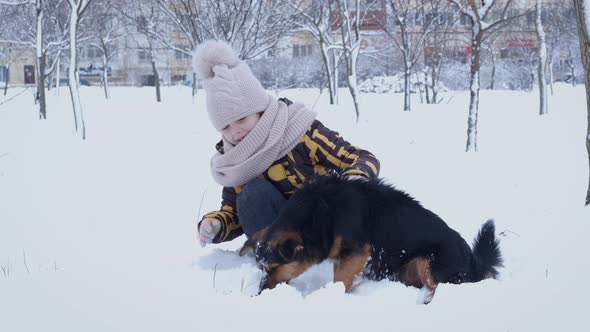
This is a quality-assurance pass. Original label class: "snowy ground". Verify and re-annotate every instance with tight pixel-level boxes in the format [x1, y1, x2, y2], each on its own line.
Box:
[0, 84, 588, 332]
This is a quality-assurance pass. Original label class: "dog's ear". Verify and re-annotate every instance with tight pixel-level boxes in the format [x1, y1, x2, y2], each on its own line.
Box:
[278, 239, 304, 262]
[239, 227, 269, 256]
[239, 238, 255, 256]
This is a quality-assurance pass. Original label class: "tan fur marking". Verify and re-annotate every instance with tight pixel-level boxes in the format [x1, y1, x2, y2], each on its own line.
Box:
[266, 261, 312, 290]
[400, 257, 437, 288]
[333, 244, 372, 292]
[329, 236, 343, 258]
[400, 257, 437, 303]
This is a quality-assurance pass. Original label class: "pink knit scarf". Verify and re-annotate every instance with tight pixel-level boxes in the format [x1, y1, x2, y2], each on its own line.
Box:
[210, 100, 317, 187]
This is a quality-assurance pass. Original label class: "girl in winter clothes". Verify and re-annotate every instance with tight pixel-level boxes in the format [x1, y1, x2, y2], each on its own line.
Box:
[194, 40, 380, 246]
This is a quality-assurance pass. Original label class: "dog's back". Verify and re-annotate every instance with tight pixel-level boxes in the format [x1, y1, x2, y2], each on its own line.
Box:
[281, 176, 502, 285]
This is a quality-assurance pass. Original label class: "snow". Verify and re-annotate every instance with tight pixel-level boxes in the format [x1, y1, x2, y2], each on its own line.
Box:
[0, 84, 589, 331]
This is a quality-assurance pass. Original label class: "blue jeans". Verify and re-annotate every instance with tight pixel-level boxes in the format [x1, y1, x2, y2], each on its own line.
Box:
[237, 178, 286, 237]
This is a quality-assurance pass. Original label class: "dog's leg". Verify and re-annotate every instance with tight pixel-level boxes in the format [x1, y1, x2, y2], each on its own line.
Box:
[333, 244, 372, 293]
[400, 257, 437, 304]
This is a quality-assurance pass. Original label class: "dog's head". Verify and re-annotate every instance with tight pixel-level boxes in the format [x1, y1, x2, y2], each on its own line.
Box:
[240, 228, 305, 269]
[254, 230, 305, 271]
[240, 227, 309, 294]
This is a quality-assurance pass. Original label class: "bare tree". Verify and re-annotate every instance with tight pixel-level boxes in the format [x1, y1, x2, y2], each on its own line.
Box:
[283, 0, 338, 104]
[85, 0, 123, 99]
[119, 0, 166, 102]
[197, 0, 296, 60]
[134, 3, 162, 102]
[332, 0, 379, 121]
[0, 0, 68, 119]
[382, 0, 451, 111]
[573, 0, 590, 206]
[544, 1, 577, 95]
[66, 0, 90, 139]
[481, 31, 502, 90]
[450, 0, 524, 152]
[151, 0, 203, 96]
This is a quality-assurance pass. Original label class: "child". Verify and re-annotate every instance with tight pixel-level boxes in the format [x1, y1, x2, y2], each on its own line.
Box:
[194, 40, 380, 247]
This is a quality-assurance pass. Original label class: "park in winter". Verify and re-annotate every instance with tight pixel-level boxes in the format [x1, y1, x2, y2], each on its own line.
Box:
[1, 0, 590, 331]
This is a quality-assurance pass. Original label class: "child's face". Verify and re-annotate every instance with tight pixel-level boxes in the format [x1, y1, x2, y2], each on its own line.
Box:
[221, 113, 261, 145]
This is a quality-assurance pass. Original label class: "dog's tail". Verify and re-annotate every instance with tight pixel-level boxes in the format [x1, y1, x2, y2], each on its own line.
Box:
[471, 219, 503, 281]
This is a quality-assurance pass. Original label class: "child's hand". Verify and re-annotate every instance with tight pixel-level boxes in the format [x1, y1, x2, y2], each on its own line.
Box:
[199, 218, 221, 247]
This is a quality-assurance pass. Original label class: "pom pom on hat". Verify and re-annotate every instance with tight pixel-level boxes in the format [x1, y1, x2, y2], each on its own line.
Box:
[193, 40, 241, 80]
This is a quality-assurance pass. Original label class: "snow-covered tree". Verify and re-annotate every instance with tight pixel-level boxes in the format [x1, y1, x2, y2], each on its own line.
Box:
[382, 0, 452, 111]
[543, 1, 577, 94]
[86, 0, 123, 99]
[332, 0, 379, 121]
[196, 0, 296, 60]
[573, 0, 590, 206]
[0, 0, 69, 118]
[449, 0, 525, 152]
[151, 0, 203, 96]
[283, 0, 339, 104]
[535, 0, 547, 115]
[121, 0, 165, 102]
[66, 0, 90, 139]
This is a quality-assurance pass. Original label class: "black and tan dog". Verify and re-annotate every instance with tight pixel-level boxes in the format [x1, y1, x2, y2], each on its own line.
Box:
[240, 175, 503, 303]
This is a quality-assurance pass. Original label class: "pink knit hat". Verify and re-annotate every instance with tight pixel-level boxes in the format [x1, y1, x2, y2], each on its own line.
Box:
[193, 40, 272, 131]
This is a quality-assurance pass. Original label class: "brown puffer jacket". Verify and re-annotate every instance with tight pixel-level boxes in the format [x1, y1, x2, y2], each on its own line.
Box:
[200, 105, 380, 243]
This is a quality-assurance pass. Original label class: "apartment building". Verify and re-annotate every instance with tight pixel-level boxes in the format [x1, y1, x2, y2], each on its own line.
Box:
[0, 45, 36, 85]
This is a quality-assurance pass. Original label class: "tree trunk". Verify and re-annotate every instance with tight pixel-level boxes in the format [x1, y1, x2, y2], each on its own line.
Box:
[55, 56, 61, 96]
[151, 59, 161, 102]
[37, 54, 47, 119]
[536, 0, 548, 115]
[36, 1, 46, 120]
[548, 54, 554, 96]
[3, 63, 9, 96]
[403, 62, 411, 111]
[466, 30, 483, 152]
[416, 72, 424, 104]
[320, 41, 334, 104]
[192, 72, 197, 98]
[67, 3, 86, 140]
[490, 52, 496, 90]
[573, 0, 590, 205]
[345, 44, 361, 122]
[571, 60, 576, 87]
[332, 50, 339, 104]
[424, 70, 430, 104]
[102, 53, 109, 99]
[431, 57, 441, 104]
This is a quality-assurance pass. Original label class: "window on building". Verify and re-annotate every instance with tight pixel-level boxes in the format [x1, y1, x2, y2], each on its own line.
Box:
[414, 12, 422, 26]
[460, 13, 469, 25]
[0, 65, 7, 82]
[175, 48, 190, 60]
[171, 74, 187, 82]
[293, 45, 313, 58]
[138, 50, 149, 61]
[526, 10, 534, 26]
[500, 49, 510, 59]
[86, 47, 101, 59]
